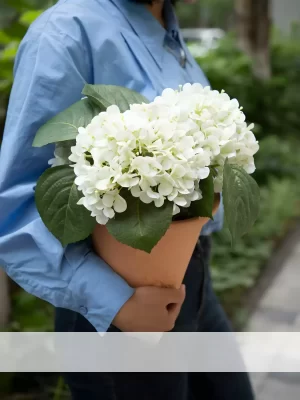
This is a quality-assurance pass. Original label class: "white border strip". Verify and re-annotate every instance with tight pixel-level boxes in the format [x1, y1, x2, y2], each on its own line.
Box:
[1, 332, 300, 372]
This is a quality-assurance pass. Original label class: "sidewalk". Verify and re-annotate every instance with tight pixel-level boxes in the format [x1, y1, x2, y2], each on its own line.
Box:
[246, 234, 300, 399]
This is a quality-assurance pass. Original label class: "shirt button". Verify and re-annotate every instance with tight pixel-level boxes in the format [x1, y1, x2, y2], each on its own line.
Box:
[180, 48, 186, 67]
[79, 306, 88, 315]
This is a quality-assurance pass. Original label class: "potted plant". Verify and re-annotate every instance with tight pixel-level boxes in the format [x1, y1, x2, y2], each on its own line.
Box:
[33, 83, 260, 288]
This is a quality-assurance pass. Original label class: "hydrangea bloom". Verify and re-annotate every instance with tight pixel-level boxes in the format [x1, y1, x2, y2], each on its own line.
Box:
[63, 84, 259, 225]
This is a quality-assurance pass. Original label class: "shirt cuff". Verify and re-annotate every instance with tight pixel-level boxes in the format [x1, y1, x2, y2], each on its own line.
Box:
[66, 250, 135, 332]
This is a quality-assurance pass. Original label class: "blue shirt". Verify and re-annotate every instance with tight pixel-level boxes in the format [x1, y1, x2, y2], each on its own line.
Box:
[0, 0, 223, 332]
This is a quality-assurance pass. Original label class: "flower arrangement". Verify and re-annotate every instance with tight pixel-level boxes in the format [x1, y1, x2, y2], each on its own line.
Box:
[33, 84, 259, 254]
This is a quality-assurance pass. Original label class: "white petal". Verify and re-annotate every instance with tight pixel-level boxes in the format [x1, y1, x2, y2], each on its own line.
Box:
[95, 200, 104, 210]
[183, 179, 194, 190]
[95, 178, 111, 191]
[154, 197, 165, 208]
[177, 186, 190, 195]
[68, 153, 80, 163]
[97, 166, 112, 179]
[140, 178, 151, 192]
[191, 83, 204, 93]
[117, 175, 139, 188]
[96, 212, 109, 225]
[189, 190, 202, 201]
[172, 204, 180, 216]
[214, 177, 223, 193]
[158, 182, 173, 196]
[77, 197, 85, 205]
[131, 185, 141, 198]
[198, 167, 210, 180]
[77, 127, 86, 135]
[102, 193, 114, 208]
[162, 88, 177, 102]
[75, 176, 87, 186]
[161, 159, 172, 170]
[140, 192, 153, 204]
[86, 195, 99, 206]
[86, 187, 95, 195]
[114, 195, 127, 213]
[172, 164, 186, 178]
[103, 207, 115, 219]
[48, 158, 56, 166]
[181, 199, 191, 208]
[147, 189, 160, 199]
[182, 83, 192, 93]
[107, 105, 120, 115]
[168, 189, 178, 202]
[174, 197, 188, 207]
[244, 163, 256, 174]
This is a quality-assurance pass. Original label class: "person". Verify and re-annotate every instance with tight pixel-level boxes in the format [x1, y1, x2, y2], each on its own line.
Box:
[0, 0, 254, 399]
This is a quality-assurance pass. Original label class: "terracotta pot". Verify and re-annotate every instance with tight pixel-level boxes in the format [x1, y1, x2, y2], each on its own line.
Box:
[93, 195, 220, 289]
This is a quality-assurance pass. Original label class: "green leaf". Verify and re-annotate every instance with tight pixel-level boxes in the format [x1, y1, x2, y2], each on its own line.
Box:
[82, 84, 149, 112]
[35, 166, 96, 246]
[107, 192, 173, 253]
[33, 98, 101, 147]
[189, 173, 215, 218]
[223, 160, 260, 243]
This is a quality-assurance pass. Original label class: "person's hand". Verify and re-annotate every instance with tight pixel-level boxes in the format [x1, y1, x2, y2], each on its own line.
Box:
[113, 285, 186, 332]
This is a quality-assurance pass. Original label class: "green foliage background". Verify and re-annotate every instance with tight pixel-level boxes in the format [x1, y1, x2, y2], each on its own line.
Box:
[197, 34, 300, 324]
[176, 0, 233, 29]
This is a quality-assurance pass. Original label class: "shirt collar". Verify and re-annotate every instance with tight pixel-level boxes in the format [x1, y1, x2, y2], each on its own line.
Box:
[110, 0, 179, 69]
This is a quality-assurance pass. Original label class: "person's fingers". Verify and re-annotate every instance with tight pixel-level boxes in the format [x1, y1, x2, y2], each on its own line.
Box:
[160, 284, 186, 305]
[167, 301, 182, 319]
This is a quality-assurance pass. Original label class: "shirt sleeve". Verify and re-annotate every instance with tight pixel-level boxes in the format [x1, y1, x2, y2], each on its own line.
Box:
[0, 31, 134, 332]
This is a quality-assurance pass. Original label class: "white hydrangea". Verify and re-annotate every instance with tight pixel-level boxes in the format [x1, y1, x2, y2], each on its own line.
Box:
[48, 143, 72, 167]
[66, 83, 258, 224]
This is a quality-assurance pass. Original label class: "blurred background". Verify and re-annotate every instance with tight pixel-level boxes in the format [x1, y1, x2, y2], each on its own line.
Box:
[0, 0, 300, 399]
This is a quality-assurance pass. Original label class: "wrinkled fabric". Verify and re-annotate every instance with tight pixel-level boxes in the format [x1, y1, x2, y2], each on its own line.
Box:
[0, 0, 223, 333]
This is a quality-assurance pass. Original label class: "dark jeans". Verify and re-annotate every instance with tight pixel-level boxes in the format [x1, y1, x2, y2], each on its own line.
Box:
[55, 237, 254, 400]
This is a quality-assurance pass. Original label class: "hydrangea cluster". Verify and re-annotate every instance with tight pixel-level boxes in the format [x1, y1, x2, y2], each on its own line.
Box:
[64, 83, 259, 225]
